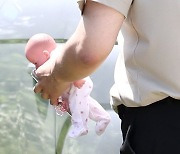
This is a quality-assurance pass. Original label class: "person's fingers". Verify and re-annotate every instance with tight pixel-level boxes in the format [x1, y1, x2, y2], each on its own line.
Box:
[33, 83, 42, 93]
[41, 93, 50, 100]
[50, 97, 59, 106]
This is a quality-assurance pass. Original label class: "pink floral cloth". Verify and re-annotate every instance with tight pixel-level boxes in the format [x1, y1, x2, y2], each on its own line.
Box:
[56, 77, 111, 138]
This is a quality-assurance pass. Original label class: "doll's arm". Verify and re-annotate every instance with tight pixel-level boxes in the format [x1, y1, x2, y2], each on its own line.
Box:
[73, 79, 86, 89]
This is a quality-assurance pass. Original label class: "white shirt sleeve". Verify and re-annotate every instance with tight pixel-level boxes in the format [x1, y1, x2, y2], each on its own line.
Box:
[76, 0, 133, 17]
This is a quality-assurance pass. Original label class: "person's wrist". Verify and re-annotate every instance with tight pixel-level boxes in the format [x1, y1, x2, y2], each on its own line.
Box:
[51, 69, 71, 89]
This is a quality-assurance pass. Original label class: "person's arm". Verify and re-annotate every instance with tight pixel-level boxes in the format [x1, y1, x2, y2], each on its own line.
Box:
[34, 1, 125, 105]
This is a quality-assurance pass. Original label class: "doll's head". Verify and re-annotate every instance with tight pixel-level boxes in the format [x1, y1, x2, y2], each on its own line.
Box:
[25, 33, 57, 68]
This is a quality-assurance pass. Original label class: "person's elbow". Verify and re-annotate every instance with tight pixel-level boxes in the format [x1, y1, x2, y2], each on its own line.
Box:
[77, 45, 110, 68]
[79, 51, 99, 67]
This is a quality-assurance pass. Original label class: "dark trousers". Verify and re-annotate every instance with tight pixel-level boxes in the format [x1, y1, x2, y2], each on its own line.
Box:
[118, 97, 180, 154]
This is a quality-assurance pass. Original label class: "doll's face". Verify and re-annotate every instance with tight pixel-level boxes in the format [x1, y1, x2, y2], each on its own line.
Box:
[31, 50, 49, 68]
[26, 44, 50, 68]
[25, 33, 56, 68]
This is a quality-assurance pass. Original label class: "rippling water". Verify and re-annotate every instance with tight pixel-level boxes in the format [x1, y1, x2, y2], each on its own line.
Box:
[0, 43, 56, 154]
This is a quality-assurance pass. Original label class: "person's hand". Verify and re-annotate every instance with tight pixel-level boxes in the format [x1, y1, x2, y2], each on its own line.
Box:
[33, 56, 71, 106]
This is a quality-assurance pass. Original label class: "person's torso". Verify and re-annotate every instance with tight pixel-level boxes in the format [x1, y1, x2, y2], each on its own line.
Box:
[113, 0, 180, 107]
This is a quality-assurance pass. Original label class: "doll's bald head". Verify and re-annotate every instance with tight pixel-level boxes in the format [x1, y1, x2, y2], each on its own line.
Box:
[25, 33, 57, 68]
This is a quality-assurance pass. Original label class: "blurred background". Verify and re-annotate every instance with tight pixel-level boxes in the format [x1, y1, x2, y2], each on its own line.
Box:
[0, 0, 123, 153]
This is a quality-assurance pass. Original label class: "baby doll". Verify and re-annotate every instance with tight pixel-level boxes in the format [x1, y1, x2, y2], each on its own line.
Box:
[25, 33, 111, 138]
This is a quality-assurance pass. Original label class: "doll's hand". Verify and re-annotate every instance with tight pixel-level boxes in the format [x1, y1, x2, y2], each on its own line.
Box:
[73, 79, 86, 89]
